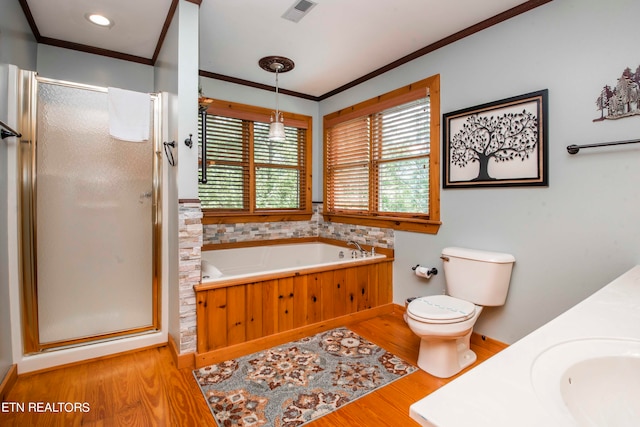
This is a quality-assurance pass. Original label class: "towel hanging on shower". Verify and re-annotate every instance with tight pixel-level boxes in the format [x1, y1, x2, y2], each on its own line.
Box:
[108, 87, 150, 142]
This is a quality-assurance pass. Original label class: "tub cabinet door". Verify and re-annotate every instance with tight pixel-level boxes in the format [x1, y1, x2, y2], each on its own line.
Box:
[196, 287, 228, 351]
[375, 261, 393, 305]
[262, 280, 279, 337]
[292, 275, 308, 328]
[226, 286, 246, 345]
[329, 269, 347, 318]
[345, 268, 359, 314]
[246, 283, 264, 341]
[306, 273, 323, 324]
[277, 277, 295, 332]
[356, 265, 371, 311]
[318, 271, 337, 321]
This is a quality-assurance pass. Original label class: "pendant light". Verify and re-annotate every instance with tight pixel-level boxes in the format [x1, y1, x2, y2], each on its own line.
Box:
[259, 56, 295, 142]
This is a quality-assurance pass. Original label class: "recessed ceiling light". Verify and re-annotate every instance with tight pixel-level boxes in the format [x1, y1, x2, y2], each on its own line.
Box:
[85, 13, 113, 28]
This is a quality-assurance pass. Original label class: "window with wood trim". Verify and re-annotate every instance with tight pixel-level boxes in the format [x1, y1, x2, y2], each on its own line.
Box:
[199, 99, 312, 223]
[323, 75, 441, 233]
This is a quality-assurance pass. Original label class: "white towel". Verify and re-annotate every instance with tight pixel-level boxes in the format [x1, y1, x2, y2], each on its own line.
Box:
[108, 87, 151, 142]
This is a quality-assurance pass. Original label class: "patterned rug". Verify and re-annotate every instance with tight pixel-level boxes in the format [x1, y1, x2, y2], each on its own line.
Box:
[193, 327, 417, 427]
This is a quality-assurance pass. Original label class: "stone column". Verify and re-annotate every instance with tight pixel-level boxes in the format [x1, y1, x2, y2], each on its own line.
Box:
[178, 200, 202, 354]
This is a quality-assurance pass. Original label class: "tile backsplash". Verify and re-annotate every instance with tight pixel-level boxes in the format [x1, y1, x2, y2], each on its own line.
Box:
[203, 203, 394, 248]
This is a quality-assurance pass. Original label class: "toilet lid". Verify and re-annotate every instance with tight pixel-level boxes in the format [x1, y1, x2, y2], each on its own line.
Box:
[407, 295, 476, 323]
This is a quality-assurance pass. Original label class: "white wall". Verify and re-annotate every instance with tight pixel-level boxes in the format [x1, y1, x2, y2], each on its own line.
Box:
[320, 0, 640, 343]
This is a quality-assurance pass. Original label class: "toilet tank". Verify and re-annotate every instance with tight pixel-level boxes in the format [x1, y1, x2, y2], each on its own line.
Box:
[442, 247, 515, 306]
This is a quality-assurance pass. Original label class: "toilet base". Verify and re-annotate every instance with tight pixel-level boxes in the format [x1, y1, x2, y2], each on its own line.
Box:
[416, 332, 477, 378]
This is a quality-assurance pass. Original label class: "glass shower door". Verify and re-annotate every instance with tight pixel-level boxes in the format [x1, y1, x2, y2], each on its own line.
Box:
[32, 80, 157, 347]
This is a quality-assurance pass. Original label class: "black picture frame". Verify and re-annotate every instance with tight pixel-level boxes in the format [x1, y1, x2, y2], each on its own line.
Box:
[443, 89, 548, 188]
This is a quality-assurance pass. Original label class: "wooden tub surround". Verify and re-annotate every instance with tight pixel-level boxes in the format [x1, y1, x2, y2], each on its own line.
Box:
[194, 238, 394, 368]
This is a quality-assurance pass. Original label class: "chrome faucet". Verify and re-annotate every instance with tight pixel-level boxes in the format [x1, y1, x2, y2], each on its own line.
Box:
[347, 240, 366, 257]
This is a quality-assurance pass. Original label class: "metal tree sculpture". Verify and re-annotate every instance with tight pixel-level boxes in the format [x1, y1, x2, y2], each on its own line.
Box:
[593, 65, 640, 121]
[450, 110, 538, 181]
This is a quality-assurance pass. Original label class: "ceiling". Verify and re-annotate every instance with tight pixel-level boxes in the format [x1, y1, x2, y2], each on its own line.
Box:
[20, 0, 547, 99]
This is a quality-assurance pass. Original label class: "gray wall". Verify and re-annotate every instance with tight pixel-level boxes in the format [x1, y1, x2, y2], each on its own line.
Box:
[36, 45, 154, 92]
[0, 0, 37, 385]
[320, 0, 640, 343]
[153, 0, 180, 347]
[0, 65, 13, 384]
[0, 0, 37, 71]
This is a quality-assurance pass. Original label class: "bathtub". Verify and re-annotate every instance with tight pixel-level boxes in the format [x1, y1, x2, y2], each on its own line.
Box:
[200, 242, 386, 284]
[194, 241, 393, 360]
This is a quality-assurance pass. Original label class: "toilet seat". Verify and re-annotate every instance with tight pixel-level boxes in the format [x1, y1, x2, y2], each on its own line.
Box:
[407, 295, 476, 324]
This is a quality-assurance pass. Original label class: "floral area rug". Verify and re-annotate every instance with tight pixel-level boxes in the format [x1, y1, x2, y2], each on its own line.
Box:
[193, 327, 417, 427]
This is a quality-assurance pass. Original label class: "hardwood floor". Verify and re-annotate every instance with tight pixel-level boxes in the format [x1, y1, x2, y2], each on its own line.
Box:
[1, 309, 505, 426]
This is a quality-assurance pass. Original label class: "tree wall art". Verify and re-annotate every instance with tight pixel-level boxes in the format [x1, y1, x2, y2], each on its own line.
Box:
[594, 65, 640, 122]
[443, 89, 548, 188]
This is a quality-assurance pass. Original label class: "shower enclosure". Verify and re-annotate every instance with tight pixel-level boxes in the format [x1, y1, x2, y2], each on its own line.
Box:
[18, 72, 161, 353]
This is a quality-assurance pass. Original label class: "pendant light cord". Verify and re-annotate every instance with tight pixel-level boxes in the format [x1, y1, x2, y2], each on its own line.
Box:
[274, 68, 280, 120]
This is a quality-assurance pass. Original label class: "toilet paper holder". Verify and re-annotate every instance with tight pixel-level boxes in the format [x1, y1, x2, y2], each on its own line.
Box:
[412, 265, 438, 276]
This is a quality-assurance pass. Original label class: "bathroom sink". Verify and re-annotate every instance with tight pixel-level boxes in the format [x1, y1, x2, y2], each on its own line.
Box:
[530, 338, 640, 426]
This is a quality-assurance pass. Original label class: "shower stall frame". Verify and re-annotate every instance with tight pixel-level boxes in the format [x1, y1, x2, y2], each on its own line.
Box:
[17, 72, 163, 354]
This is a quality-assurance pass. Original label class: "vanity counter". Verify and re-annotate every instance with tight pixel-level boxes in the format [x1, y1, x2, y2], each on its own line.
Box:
[410, 265, 640, 427]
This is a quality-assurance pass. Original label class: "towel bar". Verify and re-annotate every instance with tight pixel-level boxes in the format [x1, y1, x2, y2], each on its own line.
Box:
[567, 138, 640, 154]
[0, 119, 21, 140]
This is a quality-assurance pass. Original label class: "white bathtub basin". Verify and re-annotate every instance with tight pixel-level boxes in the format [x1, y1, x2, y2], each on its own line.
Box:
[530, 338, 640, 426]
[201, 242, 385, 283]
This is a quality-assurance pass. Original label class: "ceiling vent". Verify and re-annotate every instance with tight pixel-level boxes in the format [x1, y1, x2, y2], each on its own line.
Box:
[282, 0, 317, 23]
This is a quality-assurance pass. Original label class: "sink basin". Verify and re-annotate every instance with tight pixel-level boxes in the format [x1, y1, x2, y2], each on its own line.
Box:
[531, 338, 640, 426]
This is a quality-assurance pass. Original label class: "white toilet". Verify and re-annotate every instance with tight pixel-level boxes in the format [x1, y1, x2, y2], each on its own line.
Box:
[405, 247, 515, 378]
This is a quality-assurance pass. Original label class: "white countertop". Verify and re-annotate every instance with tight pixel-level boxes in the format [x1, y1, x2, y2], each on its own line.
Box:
[410, 265, 640, 427]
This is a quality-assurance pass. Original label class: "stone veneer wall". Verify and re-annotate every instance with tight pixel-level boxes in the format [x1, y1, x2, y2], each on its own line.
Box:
[177, 202, 394, 354]
[203, 203, 395, 248]
[177, 201, 203, 354]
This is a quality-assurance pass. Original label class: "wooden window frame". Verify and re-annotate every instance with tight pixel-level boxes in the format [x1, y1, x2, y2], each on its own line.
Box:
[200, 99, 313, 224]
[323, 75, 441, 234]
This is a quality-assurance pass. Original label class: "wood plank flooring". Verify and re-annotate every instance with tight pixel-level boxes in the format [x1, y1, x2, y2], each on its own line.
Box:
[1, 309, 505, 426]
